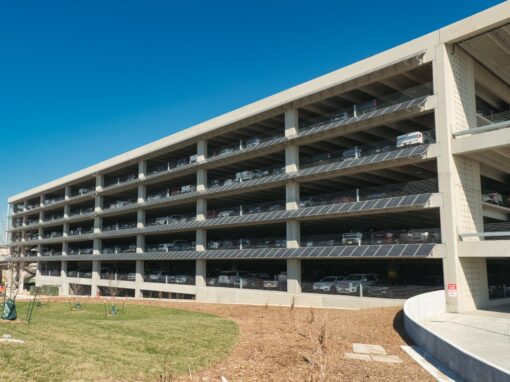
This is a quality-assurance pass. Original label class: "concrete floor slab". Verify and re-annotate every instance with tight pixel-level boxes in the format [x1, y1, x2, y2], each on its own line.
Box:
[352, 343, 387, 355]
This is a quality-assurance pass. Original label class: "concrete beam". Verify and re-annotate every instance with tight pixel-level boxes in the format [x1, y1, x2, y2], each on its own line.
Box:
[458, 240, 510, 258]
[452, 128, 510, 155]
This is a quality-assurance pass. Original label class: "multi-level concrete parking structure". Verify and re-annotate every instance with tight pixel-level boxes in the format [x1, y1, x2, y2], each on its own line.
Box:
[6, 3, 510, 312]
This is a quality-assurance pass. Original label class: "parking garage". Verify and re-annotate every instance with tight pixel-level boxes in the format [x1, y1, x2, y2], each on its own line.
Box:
[5, 15, 510, 313]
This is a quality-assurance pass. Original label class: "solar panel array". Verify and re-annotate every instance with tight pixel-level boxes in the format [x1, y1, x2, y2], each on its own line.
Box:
[10, 243, 436, 262]
[299, 96, 429, 138]
[90, 193, 433, 239]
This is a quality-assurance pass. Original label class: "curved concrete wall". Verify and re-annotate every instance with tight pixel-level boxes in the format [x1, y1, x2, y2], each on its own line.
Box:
[404, 291, 510, 382]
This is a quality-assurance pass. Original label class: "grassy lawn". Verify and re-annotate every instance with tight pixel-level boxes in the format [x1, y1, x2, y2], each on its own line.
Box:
[0, 300, 239, 382]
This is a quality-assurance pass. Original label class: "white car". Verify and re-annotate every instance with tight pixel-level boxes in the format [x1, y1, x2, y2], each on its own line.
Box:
[396, 131, 429, 148]
[335, 274, 378, 294]
[78, 187, 93, 195]
[218, 210, 237, 218]
[236, 171, 255, 181]
[218, 271, 250, 285]
[482, 192, 503, 205]
[181, 184, 195, 193]
[157, 240, 190, 252]
[342, 232, 363, 245]
[313, 276, 344, 292]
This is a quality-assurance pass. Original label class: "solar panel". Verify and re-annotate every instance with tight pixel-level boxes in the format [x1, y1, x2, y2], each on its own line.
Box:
[6, 243, 436, 262]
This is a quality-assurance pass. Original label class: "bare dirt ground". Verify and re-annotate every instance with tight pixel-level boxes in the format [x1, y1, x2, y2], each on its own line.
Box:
[136, 300, 434, 382]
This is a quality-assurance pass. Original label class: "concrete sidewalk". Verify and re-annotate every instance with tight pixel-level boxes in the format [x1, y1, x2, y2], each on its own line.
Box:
[422, 304, 510, 375]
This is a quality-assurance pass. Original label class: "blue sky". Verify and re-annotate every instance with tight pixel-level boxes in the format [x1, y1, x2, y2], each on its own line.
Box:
[0, 0, 503, 241]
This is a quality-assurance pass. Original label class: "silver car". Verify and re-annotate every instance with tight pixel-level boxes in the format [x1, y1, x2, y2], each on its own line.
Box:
[335, 274, 378, 294]
[313, 276, 344, 292]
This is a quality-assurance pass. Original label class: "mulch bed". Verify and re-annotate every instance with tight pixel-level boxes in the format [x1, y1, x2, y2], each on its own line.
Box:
[135, 299, 434, 382]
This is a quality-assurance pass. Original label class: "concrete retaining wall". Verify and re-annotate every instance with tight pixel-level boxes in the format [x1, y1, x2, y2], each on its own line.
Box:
[404, 290, 510, 382]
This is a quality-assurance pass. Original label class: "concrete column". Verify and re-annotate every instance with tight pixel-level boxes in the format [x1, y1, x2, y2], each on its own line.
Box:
[39, 211, 44, 225]
[137, 184, 146, 204]
[286, 182, 300, 211]
[285, 109, 300, 174]
[95, 174, 104, 192]
[286, 220, 300, 249]
[64, 186, 71, 201]
[135, 260, 144, 298]
[94, 216, 102, 234]
[196, 199, 207, 221]
[285, 109, 299, 138]
[94, 195, 103, 213]
[196, 229, 207, 252]
[93, 239, 102, 255]
[138, 160, 147, 180]
[196, 259, 206, 288]
[434, 44, 488, 312]
[38, 227, 43, 241]
[40, 195, 45, 208]
[91, 260, 100, 297]
[61, 260, 69, 296]
[197, 140, 208, 163]
[197, 169, 207, 192]
[63, 223, 69, 238]
[137, 209, 145, 229]
[64, 204, 70, 219]
[136, 235, 145, 254]
[62, 241, 69, 256]
[287, 259, 301, 294]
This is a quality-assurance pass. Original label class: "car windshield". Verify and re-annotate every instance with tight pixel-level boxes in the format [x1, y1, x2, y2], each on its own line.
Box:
[320, 277, 336, 282]
[344, 275, 363, 281]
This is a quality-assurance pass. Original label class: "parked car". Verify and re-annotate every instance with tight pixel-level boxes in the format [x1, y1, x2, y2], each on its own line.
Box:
[218, 147, 236, 156]
[189, 154, 198, 163]
[335, 274, 378, 294]
[245, 138, 261, 149]
[263, 272, 287, 290]
[126, 272, 137, 281]
[109, 200, 133, 209]
[370, 231, 396, 244]
[152, 216, 179, 225]
[482, 192, 503, 205]
[218, 209, 237, 218]
[342, 147, 362, 160]
[218, 271, 250, 285]
[155, 240, 191, 252]
[300, 196, 326, 208]
[175, 275, 193, 284]
[236, 171, 255, 182]
[78, 187, 94, 195]
[147, 190, 168, 201]
[342, 232, 363, 245]
[399, 229, 435, 243]
[313, 276, 344, 292]
[181, 184, 195, 193]
[396, 131, 429, 148]
[332, 195, 356, 204]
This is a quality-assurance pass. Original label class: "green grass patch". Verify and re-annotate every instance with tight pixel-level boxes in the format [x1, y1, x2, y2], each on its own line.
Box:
[0, 300, 238, 381]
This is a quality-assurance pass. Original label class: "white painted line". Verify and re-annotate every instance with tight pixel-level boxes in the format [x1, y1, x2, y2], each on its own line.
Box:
[401, 345, 462, 382]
